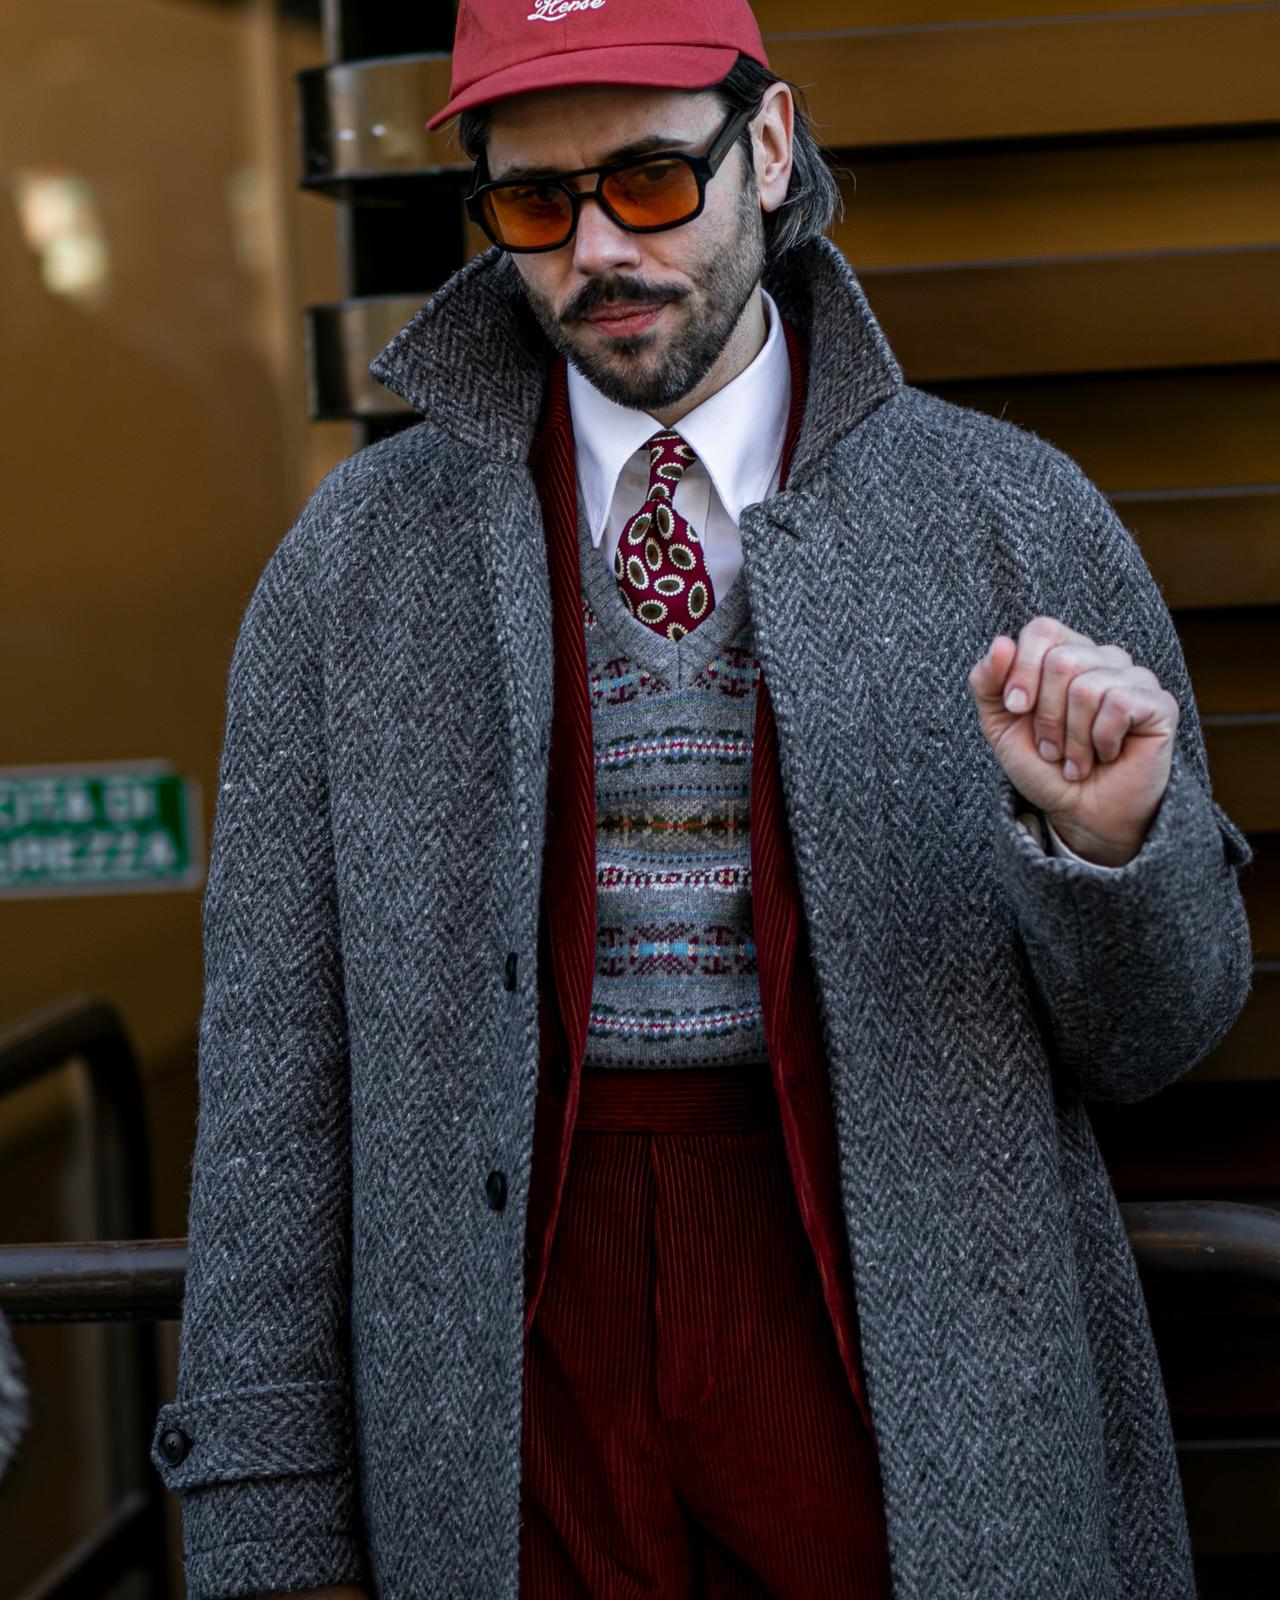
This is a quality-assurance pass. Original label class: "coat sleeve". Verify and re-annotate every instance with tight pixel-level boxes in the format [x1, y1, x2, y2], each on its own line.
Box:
[991, 463, 1255, 1105]
[149, 489, 368, 1597]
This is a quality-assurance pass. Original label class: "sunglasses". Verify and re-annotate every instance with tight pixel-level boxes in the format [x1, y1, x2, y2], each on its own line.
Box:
[465, 104, 757, 254]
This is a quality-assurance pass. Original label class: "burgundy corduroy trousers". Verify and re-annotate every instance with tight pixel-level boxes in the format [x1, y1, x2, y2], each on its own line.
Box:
[519, 1063, 894, 1599]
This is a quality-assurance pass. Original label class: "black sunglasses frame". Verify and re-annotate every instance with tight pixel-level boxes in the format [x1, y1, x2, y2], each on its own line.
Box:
[465, 103, 758, 255]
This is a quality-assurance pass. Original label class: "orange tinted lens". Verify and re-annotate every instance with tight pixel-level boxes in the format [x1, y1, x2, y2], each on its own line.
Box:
[603, 159, 700, 227]
[483, 183, 574, 248]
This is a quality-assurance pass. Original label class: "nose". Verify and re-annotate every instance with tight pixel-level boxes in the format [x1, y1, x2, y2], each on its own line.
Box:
[570, 191, 644, 280]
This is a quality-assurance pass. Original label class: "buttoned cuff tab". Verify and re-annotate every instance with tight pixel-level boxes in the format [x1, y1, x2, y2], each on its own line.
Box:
[150, 1378, 353, 1492]
[1209, 793, 1253, 870]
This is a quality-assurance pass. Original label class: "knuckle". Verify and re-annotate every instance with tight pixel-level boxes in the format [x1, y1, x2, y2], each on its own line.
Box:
[1038, 647, 1069, 681]
[1044, 642, 1091, 677]
[1066, 672, 1099, 709]
[1021, 615, 1059, 643]
[1102, 691, 1131, 723]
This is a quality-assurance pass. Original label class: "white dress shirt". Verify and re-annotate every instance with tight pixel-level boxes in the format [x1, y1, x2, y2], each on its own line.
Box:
[568, 288, 791, 606]
[565, 291, 1125, 875]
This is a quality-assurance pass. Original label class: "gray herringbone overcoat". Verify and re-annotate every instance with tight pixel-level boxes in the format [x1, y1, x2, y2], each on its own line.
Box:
[151, 237, 1254, 1599]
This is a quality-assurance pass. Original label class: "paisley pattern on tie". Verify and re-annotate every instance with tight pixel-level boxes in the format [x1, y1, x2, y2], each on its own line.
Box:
[614, 431, 715, 641]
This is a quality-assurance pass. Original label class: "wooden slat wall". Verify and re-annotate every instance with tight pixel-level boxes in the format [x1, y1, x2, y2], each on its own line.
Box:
[758, 2, 1280, 141]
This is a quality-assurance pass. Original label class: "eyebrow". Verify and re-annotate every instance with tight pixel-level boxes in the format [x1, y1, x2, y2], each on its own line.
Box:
[489, 133, 698, 186]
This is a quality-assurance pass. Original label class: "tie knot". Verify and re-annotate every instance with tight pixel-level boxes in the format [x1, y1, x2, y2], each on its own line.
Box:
[643, 431, 696, 502]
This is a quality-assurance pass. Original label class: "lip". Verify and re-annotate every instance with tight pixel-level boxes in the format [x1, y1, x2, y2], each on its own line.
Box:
[581, 301, 668, 338]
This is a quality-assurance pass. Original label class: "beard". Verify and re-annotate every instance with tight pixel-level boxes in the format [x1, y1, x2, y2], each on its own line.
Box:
[520, 177, 767, 412]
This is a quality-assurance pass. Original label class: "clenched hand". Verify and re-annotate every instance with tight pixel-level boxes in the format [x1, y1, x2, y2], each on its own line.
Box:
[967, 616, 1179, 868]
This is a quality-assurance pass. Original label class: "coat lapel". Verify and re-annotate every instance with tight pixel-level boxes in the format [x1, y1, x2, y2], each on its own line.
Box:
[739, 470, 900, 1039]
[751, 319, 809, 1059]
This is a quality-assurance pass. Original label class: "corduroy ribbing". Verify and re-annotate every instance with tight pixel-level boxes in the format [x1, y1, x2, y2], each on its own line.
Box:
[520, 1081, 894, 1597]
[574, 1061, 776, 1132]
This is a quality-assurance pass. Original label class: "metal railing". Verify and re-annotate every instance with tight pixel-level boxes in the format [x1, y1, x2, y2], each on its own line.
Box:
[9, 1208, 1280, 1321]
[1121, 1199, 1280, 1296]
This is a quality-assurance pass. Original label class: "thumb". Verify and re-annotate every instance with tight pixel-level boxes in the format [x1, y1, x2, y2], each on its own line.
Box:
[967, 635, 1018, 725]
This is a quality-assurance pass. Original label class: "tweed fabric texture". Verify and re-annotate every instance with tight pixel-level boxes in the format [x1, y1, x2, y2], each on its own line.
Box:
[151, 236, 1254, 1599]
[0, 1309, 28, 1480]
[580, 498, 765, 1068]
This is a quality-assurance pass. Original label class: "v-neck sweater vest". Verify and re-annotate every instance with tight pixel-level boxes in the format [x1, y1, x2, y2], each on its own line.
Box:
[577, 500, 766, 1068]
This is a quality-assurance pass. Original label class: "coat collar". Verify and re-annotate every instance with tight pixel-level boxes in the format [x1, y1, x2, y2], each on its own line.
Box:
[368, 236, 904, 487]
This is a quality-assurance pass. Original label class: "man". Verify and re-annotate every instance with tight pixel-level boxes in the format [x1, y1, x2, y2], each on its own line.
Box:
[150, 2, 1254, 1597]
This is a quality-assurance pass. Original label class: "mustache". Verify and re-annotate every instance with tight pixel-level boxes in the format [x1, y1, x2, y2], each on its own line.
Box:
[561, 276, 690, 325]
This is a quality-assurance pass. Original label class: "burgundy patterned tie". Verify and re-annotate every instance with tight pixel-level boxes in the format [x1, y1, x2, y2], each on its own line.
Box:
[614, 431, 715, 642]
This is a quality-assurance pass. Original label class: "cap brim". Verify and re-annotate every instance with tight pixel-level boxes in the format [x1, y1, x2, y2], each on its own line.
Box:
[425, 42, 744, 131]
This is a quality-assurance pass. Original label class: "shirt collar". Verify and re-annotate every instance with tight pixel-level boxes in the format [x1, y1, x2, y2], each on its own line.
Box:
[567, 289, 792, 548]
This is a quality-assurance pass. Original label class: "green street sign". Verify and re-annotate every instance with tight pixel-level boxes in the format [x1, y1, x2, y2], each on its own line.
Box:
[0, 763, 203, 898]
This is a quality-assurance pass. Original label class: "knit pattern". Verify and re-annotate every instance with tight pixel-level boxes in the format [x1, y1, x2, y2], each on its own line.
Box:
[580, 501, 765, 1067]
[150, 237, 1254, 1600]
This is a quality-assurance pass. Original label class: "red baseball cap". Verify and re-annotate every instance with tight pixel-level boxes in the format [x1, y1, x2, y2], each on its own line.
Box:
[426, 0, 771, 132]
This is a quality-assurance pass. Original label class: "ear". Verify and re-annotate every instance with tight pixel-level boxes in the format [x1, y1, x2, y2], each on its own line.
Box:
[752, 82, 795, 215]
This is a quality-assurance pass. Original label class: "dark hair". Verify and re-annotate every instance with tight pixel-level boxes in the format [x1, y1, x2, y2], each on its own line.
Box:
[454, 53, 843, 260]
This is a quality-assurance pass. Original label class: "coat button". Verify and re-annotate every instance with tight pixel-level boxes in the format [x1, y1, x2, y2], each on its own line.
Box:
[485, 1168, 508, 1210]
[503, 952, 518, 991]
[158, 1427, 191, 1465]
[548, 1054, 570, 1097]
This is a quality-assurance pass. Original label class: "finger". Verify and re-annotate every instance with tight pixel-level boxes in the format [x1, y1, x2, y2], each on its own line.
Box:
[1000, 616, 1096, 716]
[967, 635, 1018, 715]
[1034, 644, 1132, 762]
[1061, 667, 1131, 779]
[1090, 683, 1180, 766]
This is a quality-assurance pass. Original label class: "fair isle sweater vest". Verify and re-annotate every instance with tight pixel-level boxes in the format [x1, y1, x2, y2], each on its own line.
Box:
[577, 501, 767, 1068]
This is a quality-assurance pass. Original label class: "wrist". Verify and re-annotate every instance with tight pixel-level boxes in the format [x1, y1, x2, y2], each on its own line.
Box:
[1044, 813, 1144, 868]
